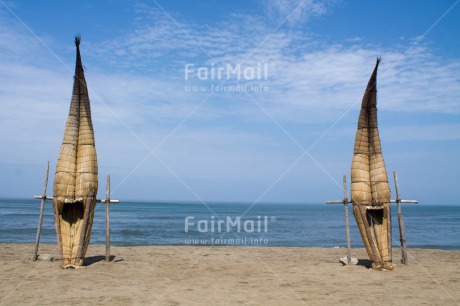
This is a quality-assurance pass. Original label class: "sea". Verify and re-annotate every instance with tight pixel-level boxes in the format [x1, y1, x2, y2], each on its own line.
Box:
[0, 198, 459, 250]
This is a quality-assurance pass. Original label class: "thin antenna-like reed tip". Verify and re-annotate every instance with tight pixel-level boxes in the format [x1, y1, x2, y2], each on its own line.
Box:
[75, 34, 81, 47]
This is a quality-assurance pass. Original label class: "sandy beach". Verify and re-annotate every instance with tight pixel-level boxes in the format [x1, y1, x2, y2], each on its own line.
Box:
[0, 244, 459, 305]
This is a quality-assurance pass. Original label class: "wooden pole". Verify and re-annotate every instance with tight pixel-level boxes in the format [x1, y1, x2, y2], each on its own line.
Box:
[33, 161, 49, 261]
[105, 175, 111, 262]
[393, 171, 408, 264]
[342, 175, 352, 265]
[32, 172, 119, 264]
[327, 173, 416, 267]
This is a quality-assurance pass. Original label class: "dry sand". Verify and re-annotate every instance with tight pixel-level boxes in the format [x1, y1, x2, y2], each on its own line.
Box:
[0, 244, 459, 305]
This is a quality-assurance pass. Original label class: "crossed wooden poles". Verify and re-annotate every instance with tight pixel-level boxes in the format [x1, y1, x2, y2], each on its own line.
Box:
[326, 171, 418, 265]
[32, 162, 120, 262]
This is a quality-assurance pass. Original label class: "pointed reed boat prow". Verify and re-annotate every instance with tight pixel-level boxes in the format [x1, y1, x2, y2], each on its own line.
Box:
[52, 36, 98, 268]
[350, 58, 394, 271]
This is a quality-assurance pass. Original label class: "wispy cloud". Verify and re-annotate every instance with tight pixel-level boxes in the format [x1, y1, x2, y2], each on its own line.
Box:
[265, 0, 333, 27]
[0, 2, 459, 202]
[2, 3, 459, 138]
[386, 123, 460, 142]
[86, 5, 460, 122]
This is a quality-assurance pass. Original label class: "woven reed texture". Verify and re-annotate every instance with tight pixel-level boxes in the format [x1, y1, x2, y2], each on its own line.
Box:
[350, 59, 392, 269]
[373, 204, 392, 263]
[350, 58, 390, 207]
[52, 37, 98, 267]
[352, 205, 379, 262]
[352, 204, 392, 265]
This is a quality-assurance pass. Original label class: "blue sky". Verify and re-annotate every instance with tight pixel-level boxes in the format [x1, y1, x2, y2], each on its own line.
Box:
[0, 0, 459, 204]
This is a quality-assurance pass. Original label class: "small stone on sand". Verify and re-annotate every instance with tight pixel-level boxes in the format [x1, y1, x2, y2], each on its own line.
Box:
[339, 256, 358, 265]
[37, 254, 53, 262]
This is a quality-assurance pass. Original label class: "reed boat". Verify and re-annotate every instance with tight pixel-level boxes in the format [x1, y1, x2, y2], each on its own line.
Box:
[350, 58, 394, 271]
[52, 36, 98, 268]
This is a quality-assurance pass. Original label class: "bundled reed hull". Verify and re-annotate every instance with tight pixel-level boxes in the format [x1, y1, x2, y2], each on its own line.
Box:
[350, 58, 393, 270]
[52, 36, 98, 268]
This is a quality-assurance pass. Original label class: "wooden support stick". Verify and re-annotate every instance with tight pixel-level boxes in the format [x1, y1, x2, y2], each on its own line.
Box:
[33, 196, 120, 204]
[342, 175, 352, 265]
[326, 200, 349, 204]
[97, 199, 120, 203]
[33, 161, 49, 261]
[327, 173, 417, 267]
[32, 174, 119, 263]
[394, 171, 408, 264]
[326, 200, 418, 204]
[106, 176, 111, 262]
[391, 199, 418, 204]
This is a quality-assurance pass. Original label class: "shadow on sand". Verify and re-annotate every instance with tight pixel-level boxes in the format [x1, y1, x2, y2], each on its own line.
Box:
[84, 255, 118, 266]
[357, 259, 372, 269]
